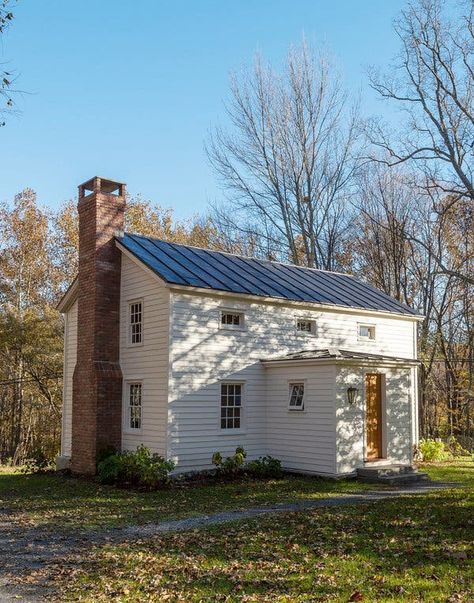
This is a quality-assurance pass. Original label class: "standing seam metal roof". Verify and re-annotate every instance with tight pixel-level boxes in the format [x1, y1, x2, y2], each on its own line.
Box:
[116, 233, 420, 317]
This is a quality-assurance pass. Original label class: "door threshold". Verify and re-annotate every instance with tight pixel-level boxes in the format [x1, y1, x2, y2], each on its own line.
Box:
[364, 458, 390, 466]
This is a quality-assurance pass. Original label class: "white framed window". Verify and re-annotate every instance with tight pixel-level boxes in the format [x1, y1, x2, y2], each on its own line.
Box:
[220, 310, 245, 330]
[127, 382, 142, 430]
[220, 383, 242, 429]
[358, 323, 376, 341]
[296, 318, 316, 335]
[288, 382, 305, 410]
[129, 300, 143, 345]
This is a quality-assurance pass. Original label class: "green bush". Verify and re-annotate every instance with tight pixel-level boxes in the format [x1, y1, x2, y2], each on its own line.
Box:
[212, 446, 247, 476]
[419, 438, 452, 462]
[96, 445, 117, 465]
[97, 445, 175, 490]
[246, 455, 282, 478]
[212, 447, 282, 479]
[96, 454, 122, 484]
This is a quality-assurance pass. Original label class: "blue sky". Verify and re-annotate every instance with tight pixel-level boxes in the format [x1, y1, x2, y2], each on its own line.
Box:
[1, 0, 406, 218]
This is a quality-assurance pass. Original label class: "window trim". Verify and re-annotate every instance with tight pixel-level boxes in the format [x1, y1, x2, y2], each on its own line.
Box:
[123, 380, 143, 433]
[128, 299, 144, 346]
[219, 309, 246, 331]
[219, 381, 245, 432]
[358, 323, 376, 342]
[295, 317, 316, 336]
[288, 381, 306, 411]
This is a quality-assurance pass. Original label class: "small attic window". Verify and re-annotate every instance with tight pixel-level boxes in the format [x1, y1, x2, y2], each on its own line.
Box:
[358, 323, 376, 341]
[220, 310, 245, 330]
[296, 318, 316, 335]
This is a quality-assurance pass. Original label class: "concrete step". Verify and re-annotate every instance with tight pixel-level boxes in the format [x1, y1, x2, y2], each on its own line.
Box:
[376, 472, 430, 485]
[357, 464, 431, 485]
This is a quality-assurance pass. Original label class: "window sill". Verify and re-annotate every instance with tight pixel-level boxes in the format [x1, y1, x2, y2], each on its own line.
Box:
[218, 429, 247, 436]
[123, 428, 143, 435]
[287, 408, 306, 413]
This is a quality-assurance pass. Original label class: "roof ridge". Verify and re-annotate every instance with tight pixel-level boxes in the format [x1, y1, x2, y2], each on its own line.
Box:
[123, 232, 355, 278]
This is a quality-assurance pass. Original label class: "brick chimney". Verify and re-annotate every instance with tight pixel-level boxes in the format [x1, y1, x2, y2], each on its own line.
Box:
[71, 177, 126, 474]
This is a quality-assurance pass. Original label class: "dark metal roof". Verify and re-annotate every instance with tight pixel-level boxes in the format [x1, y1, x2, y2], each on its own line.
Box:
[263, 348, 419, 364]
[116, 233, 419, 317]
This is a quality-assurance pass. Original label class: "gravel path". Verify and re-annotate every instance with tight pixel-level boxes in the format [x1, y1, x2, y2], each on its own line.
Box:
[0, 481, 454, 602]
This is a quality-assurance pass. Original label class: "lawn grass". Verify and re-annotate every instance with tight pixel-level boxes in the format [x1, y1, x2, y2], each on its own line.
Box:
[54, 459, 473, 602]
[0, 465, 378, 530]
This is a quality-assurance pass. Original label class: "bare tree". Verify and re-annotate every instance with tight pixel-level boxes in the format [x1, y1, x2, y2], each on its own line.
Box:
[0, 1, 16, 127]
[207, 42, 361, 270]
[367, 0, 474, 284]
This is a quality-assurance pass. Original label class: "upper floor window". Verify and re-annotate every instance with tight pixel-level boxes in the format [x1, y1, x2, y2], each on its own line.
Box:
[358, 323, 376, 341]
[296, 318, 316, 335]
[221, 383, 242, 429]
[220, 310, 244, 330]
[129, 301, 143, 344]
[127, 382, 142, 430]
[288, 383, 305, 410]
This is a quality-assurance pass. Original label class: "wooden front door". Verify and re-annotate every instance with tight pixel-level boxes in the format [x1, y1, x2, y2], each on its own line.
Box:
[365, 373, 383, 460]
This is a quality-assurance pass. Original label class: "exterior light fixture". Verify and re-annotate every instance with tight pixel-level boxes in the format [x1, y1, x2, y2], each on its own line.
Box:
[347, 386, 358, 405]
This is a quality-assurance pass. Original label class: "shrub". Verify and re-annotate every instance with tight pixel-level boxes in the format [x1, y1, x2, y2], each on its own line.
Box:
[96, 454, 122, 484]
[97, 445, 175, 490]
[246, 455, 282, 478]
[419, 438, 452, 462]
[96, 445, 117, 465]
[212, 446, 247, 477]
[212, 448, 282, 479]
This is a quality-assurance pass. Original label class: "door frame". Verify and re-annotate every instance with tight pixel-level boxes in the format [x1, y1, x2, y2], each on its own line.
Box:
[364, 371, 387, 461]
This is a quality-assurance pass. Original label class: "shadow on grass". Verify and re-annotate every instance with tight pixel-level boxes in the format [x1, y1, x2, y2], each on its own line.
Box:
[58, 488, 474, 602]
[0, 469, 376, 530]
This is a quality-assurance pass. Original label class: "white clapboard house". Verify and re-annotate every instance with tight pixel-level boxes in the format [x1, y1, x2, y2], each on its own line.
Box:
[58, 177, 421, 477]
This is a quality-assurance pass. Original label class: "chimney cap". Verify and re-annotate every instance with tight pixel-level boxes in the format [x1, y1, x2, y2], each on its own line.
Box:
[78, 176, 126, 198]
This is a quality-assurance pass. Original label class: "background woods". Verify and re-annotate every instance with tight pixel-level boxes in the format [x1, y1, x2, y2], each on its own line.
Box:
[0, 195, 221, 463]
[0, 0, 473, 463]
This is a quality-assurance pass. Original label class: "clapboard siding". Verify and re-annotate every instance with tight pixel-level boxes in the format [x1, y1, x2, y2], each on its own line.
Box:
[61, 300, 77, 457]
[120, 254, 170, 455]
[265, 364, 337, 475]
[335, 366, 413, 474]
[167, 290, 416, 473]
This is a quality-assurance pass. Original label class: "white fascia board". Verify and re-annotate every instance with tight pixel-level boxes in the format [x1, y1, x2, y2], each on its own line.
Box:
[57, 278, 78, 313]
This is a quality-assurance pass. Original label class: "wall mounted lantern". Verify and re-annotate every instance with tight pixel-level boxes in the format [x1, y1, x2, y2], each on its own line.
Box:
[347, 386, 358, 405]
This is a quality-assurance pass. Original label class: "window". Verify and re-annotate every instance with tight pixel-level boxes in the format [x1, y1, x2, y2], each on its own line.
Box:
[220, 310, 244, 330]
[288, 383, 305, 410]
[129, 301, 143, 344]
[358, 324, 376, 341]
[220, 383, 242, 429]
[128, 383, 142, 430]
[296, 318, 315, 335]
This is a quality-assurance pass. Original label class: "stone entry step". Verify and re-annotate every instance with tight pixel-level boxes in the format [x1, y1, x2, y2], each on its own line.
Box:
[357, 464, 431, 485]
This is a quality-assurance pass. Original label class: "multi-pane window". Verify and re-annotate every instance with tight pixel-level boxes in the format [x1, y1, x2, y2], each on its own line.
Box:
[220, 311, 244, 329]
[296, 319, 315, 334]
[359, 324, 376, 340]
[220, 383, 242, 429]
[288, 383, 305, 410]
[128, 383, 142, 429]
[130, 301, 143, 344]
